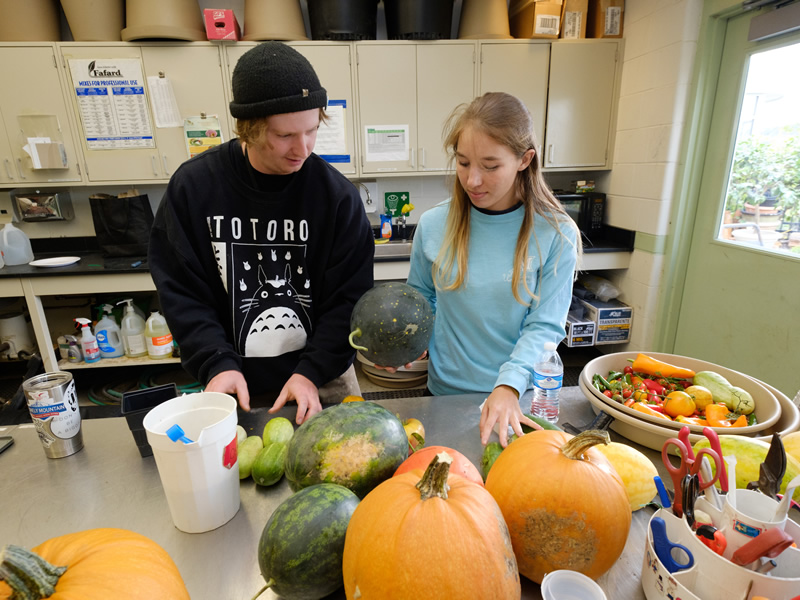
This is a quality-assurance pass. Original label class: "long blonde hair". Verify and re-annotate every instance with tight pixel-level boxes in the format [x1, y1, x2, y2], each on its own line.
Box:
[433, 92, 580, 305]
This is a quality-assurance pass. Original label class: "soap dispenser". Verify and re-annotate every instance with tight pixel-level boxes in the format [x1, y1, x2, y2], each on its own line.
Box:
[0, 222, 34, 266]
[74, 318, 100, 363]
[95, 304, 124, 358]
[117, 299, 147, 358]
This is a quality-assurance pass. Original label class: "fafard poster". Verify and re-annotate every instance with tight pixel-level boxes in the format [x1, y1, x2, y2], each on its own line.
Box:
[68, 58, 155, 150]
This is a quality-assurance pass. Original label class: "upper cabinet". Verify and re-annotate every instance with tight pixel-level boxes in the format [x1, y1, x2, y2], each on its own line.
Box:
[60, 43, 230, 183]
[356, 42, 477, 175]
[478, 41, 550, 157]
[0, 45, 83, 185]
[544, 40, 619, 170]
[224, 42, 358, 176]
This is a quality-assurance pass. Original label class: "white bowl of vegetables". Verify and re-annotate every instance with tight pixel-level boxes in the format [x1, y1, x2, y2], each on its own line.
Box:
[579, 352, 781, 437]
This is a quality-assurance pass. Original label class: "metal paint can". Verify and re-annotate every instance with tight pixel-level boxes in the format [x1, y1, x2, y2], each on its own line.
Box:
[22, 372, 83, 458]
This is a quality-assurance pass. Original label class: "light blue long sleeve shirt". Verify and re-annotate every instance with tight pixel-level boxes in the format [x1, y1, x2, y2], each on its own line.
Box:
[407, 201, 578, 397]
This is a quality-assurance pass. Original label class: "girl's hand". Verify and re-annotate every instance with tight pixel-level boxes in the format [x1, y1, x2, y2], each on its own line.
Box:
[373, 350, 428, 373]
[479, 385, 539, 447]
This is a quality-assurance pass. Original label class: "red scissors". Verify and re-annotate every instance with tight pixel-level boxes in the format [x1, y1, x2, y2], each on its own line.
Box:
[678, 425, 728, 492]
[661, 431, 723, 518]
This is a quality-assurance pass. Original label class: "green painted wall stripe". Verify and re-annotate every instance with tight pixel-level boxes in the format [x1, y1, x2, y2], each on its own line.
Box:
[634, 232, 667, 255]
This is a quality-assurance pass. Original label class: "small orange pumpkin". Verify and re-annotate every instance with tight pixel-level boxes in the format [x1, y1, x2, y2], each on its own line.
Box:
[343, 452, 520, 599]
[0, 528, 189, 600]
[485, 430, 631, 583]
[393, 444, 484, 485]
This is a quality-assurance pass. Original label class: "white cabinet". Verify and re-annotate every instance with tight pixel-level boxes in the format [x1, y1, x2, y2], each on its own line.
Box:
[224, 42, 359, 176]
[0, 45, 83, 185]
[60, 43, 230, 183]
[544, 40, 619, 169]
[479, 41, 550, 156]
[356, 42, 477, 175]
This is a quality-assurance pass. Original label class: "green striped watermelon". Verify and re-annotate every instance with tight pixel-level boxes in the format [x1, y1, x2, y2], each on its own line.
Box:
[284, 401, 408, 498]
[256, 483, 359, 600]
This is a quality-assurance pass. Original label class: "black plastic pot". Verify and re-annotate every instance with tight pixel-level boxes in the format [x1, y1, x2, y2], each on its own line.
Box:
[307, 0, 379, 41]
[384, 0, 456, 40]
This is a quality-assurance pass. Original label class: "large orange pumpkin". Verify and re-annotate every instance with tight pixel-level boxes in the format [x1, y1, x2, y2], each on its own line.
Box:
[0, 528, 189, 600]
[485, 430, 630, 583]
[393, 444, 484, 485]
[343, 452, 520, 599]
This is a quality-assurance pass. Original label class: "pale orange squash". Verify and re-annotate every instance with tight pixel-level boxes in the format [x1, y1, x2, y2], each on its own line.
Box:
[393, 444, 484, 485]
[485, 430, 631, 583]
[343, 452, 520, 599]
[0, 528, 189, 600]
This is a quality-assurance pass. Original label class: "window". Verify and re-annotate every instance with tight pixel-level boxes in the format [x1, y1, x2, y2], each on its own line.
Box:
[719, 42, 800, 256]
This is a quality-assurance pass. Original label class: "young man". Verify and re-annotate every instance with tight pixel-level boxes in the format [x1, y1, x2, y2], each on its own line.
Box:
[149, 42, 374, 424]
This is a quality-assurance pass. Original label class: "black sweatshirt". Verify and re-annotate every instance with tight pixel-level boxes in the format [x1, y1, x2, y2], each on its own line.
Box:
[149, 140, 374, 393]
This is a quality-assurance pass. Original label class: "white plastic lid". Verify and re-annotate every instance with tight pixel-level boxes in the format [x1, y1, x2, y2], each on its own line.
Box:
[541, 570, 607, 600]
[544, 341, 557, 352]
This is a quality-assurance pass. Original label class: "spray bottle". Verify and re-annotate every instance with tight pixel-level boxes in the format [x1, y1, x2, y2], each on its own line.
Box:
[117, 299, 147, 358]
[95, 304, 124, 358]
[65, 334, 82, 363]
[145, 310, 173, 359]
[74, 318, 100, 363]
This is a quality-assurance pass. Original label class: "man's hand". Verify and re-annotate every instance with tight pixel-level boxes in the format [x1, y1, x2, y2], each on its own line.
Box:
[205, 370, 251, 411]
[269, 373, 321, 425]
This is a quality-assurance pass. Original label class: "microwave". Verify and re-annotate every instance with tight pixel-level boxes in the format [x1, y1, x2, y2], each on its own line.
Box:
[555, 192, 605, 234]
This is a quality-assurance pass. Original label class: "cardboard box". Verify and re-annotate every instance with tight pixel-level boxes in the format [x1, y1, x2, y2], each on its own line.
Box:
[510, 0, 564, 39]
[587, 0, 624, 38]
[560, 0, 588, 39]
[203, 9, 240, 41]
[577, 296, 633, 345]
[564, 312, 596, 347]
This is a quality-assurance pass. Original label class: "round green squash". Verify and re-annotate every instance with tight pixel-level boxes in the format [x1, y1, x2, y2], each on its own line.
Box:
[262, 416, 294, 446]
[348, 281, 433, 367]
[256, 483, 359, 600]
[284, 401, 408, 498]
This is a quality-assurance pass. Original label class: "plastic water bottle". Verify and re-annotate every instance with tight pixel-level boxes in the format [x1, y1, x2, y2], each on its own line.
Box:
[531, 341, 563, 423]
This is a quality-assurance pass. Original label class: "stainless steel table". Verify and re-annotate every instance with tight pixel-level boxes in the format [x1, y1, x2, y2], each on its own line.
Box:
[0, 389, 657, 600]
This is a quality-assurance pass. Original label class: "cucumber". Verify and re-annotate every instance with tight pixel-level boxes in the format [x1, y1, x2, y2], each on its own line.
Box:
[238, 435, 263, 480]
[263, 417, 294, 446]
[481, 442, 504, 481]
[694, 435, 800, 501]
[252, 443, 288, 487]
[236, 425, 247, 445]
[522, 413, 562, 433]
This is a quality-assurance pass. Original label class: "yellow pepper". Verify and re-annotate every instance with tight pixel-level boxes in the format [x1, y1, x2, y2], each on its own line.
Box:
[631, 353, 696, 379]
[675, 415, 708, 427]
[632, 402, 673, 421]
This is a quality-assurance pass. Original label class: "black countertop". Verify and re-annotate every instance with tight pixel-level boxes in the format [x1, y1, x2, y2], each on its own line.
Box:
[0, 252, 148, 278]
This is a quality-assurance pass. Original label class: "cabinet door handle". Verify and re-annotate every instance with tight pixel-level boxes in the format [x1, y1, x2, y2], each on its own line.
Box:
[16, 158, 26, 179]
[162, 155, 170, 176]
[420, 147, 426, 169]
[410, 148, 416, 169]
[4, 159, 14, 180]
[547, 144, 554, 165]
[151, 155, 159, 176]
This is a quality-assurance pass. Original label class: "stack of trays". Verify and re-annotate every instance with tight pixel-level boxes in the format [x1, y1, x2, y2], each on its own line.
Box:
[356, 352, 429, 389]
[578, 352, 800, 451]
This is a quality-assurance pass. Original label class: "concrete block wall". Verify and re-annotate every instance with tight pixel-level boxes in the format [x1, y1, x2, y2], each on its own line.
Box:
[603, 0, 704, 351]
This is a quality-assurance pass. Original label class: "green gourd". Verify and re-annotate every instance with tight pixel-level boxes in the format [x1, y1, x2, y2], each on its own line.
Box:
[252, 443, 288, 487]
[693, 371, 755, 414]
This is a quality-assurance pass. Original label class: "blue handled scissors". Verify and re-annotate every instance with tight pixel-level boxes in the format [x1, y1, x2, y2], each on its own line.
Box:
[661, 432, 722, 518]
[678, 425, 728, 492]
[650, 517, 694, 573]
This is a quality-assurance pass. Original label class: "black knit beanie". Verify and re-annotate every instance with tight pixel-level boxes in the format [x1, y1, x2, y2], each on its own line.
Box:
[230, 42, 328, 119]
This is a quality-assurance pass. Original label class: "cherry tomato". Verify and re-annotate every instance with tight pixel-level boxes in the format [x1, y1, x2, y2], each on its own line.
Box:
[622, 387, 633, 399]
[603, 390, 613, 398]
[632, 384, 648, 402]
[623, 365, 633, 374]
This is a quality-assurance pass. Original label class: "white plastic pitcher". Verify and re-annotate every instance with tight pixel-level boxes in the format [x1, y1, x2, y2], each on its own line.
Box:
[143, 392, 240, 533]
[0, 223, 34, 266]
[541, 570, 607, 600]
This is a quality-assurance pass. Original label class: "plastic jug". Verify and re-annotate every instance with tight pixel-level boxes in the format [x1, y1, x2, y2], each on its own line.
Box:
[117, 299, 147, 358]
[145, 310, 173, 359]
[0, 223, 34, 266]
[95, 305, 124, 358]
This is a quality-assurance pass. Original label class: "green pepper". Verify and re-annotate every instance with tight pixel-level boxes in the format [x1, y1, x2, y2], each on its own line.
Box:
[596, 373, 613, 390]
[747, 413, 758, 427]
[607, 371, 624, 382]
